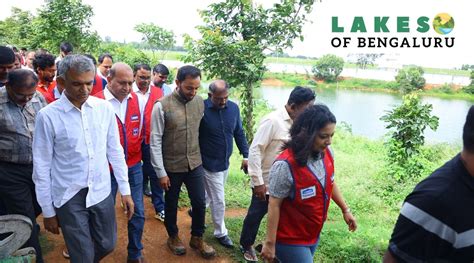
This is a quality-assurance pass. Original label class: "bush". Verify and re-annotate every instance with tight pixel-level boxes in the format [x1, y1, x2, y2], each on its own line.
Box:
[438, 83, 455, 94]
[380, 93, 439, 182]
[312, 54, 344, 82]
[395, 67, 426, 93]
[98, 42, 151, 68]
[463, 85, 474, 94]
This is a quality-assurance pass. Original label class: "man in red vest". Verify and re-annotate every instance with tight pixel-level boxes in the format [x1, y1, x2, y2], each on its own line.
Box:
[93, 63, 146, 263]
[261, 104, 357, 263]
[132, 63, 166, 222]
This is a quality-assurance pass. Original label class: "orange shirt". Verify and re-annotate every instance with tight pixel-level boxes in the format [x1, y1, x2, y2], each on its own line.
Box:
[36, 81, 56, 104]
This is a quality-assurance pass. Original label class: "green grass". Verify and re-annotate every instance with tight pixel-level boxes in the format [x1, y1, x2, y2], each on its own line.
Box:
[413, 67, 470, 77]
[208, 122, 458, 262]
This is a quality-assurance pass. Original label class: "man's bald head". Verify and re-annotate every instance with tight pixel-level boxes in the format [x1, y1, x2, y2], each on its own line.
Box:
[109, 62, 133, 79]
[208, 79, 230, 109]
[209, 79, 229, 94]
[107, 62, 134, 102]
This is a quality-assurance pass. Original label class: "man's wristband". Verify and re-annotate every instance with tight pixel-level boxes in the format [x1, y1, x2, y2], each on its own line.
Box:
[342, 208, 351, 214]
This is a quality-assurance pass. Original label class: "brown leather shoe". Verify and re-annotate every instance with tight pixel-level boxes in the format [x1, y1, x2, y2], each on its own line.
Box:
[167, 236, 186, 255]
[126, 256, 147, 263]
[189, 236, 216, 259]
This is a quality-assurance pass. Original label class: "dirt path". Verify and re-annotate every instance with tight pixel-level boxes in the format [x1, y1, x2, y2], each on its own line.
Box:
[39, 197, 239, 263]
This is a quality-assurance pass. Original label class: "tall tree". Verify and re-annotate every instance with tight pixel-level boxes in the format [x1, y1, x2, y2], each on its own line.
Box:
[184, 0, 315, 142]
[31, 0, 100, 53]
[134, 23, 175, 61]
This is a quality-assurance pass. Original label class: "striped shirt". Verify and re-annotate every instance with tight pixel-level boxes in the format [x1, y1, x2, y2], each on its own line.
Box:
[0, 88, 47, 164]
[388, 154, 474, 262]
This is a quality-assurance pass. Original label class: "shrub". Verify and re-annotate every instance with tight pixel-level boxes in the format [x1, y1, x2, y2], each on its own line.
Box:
[312, 54, 344, 82]
[395, 67, 426, 93]
[380, 93, 439, 182]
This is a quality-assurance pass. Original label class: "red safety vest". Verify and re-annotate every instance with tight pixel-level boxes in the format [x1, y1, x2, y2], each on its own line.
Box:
[94, 90, 142, 167]
[143, 86, 163, 144]
[275, 147, 334, 246]
[90, 74, 107, 96]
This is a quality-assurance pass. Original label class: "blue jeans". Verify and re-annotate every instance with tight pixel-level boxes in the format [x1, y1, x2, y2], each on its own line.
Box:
[275, 242, 318, 263]
[141, 142, 165, 213]
[111, 163, 145, 260]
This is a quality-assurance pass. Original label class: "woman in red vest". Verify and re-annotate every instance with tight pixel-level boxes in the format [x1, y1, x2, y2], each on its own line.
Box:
[261, 104, 357, 263]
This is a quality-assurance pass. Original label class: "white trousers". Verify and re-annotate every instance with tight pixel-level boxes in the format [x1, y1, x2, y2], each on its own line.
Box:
[203, 168, 229, 238]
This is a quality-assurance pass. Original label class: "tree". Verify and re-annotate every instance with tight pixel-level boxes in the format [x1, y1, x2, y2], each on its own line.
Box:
[395, 66, 426, 93]
[184, 0, 315, 142]
[311, 54, 344, 82]
[31, 0, 100, 53]
[0, 8, 35, 48]
[463, 70, 474, 94]
[380, 93, 439, 181]
[134, 23, 175, 61]
[355, 53, 382, 69]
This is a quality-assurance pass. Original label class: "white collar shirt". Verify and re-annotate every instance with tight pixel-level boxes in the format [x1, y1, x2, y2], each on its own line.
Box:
[32, 93, 130, 218]
[132, 82, 151, 118]
[103, 87, 132, 124]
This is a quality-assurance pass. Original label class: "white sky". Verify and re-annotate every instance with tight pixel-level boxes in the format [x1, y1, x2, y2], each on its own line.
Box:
[1, 0, 473, 69]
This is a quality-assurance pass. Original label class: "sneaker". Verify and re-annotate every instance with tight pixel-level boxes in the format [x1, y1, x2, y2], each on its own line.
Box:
[154, 210, 165, 222]
[167, 236, 186, 255]
[189, 236, 216, 259]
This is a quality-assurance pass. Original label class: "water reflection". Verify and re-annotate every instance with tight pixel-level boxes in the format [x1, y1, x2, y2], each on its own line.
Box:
[260, 86, 471, 144]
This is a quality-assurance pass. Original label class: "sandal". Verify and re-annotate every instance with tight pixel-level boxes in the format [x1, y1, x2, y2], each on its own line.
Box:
[240, 245, 258, 262]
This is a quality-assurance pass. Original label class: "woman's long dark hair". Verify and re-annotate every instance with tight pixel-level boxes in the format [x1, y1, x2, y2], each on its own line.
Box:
[283, 104, 336, 166]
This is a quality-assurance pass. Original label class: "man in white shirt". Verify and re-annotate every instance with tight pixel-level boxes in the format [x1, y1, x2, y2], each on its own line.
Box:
[239, 86, 315, 262]
[95, 62, 147, 263]
[33, 55, 134, 263]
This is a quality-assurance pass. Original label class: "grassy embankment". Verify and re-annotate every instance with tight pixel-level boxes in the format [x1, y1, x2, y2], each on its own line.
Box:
[197, 124, 458, 262]
[262, 72, 474, 102]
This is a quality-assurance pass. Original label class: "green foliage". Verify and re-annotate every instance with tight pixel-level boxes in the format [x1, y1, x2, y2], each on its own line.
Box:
[134, 23, 175, 61]
[464, 70, 474, 94]
[30, 0, 100, 53]
[98, 42, 150, 68]
[395, 66, 426, 93]
[380, 93, 439, 185]
[184, 0, 314, 142]
[0, 8, 35, 48]
[312, 54, 344, 82]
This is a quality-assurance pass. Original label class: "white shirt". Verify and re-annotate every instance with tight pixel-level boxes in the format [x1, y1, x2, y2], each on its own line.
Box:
[132, 82, 150, 118]
[103, 87, 132, 123]
[248, 107, 292, 188]
[33, 93, 130, 218]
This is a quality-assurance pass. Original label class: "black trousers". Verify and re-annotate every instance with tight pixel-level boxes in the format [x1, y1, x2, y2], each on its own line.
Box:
[165, 165, 206, 237]
[240, 193, 269, 247]
[0, 161, 43, 263]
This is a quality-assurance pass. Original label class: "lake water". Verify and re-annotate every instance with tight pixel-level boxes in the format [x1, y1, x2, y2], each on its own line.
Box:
[260, 86, 472, 144]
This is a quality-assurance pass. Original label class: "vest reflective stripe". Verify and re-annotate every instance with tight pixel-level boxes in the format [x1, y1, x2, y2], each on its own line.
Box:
[94, 91, 142, 167]
[275, 148, 334, 245]
[143, 86, 163, 145]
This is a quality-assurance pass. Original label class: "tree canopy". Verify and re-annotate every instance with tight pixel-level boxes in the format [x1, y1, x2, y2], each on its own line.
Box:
[184, 0, 315, 141]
